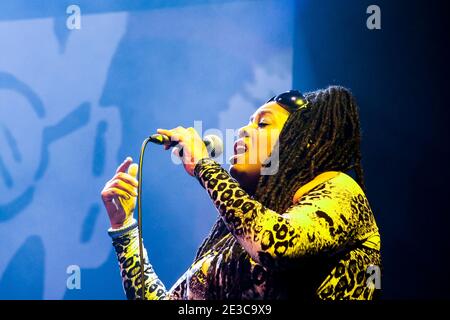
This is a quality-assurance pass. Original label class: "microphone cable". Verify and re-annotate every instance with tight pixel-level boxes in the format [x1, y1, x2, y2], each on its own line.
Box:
[135, 133, 221, 299]
[137, 137, 151, 300]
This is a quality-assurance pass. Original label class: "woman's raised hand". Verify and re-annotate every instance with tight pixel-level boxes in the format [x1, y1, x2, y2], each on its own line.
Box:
[101, 157, 139, 229]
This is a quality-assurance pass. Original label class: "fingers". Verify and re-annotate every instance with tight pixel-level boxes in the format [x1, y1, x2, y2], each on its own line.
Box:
[171, 145, 182, 158]
[108, 179, 138, 197]
[157, 127, 204, 167]
[157, 127, 184, 137]
[158, 128, 184, 151]
[157, 128, 184, 142]
[113, 157, 138, 185]
[115, 172, 138, 187]
[156, 128, 172, 137]
[116, 157, 133, 174]
[158, 126, 191, 145]
[102, 157, 138, 208]
[101, 187, 132, 201]
[128, 163, 138, 179]
[157, 127, 198, 140]
[163, 134, 181, 150]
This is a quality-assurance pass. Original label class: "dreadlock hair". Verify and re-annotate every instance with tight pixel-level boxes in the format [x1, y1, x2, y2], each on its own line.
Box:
[194, 86, 365, 298]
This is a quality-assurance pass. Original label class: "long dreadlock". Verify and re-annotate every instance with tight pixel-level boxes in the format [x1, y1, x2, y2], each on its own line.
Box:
[194, 86, 365, 298]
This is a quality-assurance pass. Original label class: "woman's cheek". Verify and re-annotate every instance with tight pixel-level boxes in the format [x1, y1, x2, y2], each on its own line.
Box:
[260, 131, 275, 160]
[268, 129, 281, 152]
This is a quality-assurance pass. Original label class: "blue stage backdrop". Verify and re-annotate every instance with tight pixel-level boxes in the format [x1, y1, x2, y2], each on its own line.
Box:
[2, 0, 449, 300]
[0, 0, 301, 299]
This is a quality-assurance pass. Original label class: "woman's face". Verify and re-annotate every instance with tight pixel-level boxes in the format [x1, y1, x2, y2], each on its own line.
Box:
[229, 101, 290, 194]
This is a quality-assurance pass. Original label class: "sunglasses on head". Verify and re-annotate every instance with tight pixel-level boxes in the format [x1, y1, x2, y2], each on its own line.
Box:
[266, 90, 308, 113]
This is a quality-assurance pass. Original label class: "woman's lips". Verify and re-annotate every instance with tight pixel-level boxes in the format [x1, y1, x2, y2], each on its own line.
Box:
[233, 140, 248, 155]
[229, 140, 248, 164]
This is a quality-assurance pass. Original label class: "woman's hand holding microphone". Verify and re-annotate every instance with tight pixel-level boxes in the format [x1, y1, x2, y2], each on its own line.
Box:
[101, 126, 209, 229]
[157, 126, 209, 176]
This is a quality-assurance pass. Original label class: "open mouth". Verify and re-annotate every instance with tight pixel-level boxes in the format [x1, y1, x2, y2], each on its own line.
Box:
[229, 139, 248, 165]
[233, 139, 248, 155]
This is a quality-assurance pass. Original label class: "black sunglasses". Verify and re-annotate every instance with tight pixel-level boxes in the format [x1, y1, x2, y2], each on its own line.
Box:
[266, 90, 308, 113]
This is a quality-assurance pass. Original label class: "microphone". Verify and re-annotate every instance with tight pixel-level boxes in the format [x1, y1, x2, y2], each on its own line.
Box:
[149, 133, 223, 157]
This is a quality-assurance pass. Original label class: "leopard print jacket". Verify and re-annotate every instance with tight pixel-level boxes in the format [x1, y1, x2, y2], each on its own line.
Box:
[109, 158, 381, 300]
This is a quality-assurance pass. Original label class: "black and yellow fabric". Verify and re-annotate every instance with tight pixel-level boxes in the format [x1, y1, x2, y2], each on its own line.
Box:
[109, 158, 381, 300]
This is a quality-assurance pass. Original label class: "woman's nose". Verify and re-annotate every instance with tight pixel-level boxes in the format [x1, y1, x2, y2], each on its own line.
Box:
[238, 125, 250, 139]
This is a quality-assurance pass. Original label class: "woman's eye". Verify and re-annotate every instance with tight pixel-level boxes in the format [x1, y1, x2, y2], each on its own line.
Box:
[258, 122, 269, 128]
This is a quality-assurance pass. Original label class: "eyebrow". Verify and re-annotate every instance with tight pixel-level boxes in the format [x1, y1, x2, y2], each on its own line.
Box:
[249, 110, 274, 122]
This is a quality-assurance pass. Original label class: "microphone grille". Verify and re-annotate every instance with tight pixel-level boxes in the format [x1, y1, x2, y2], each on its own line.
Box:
[204, 134, 223, 157]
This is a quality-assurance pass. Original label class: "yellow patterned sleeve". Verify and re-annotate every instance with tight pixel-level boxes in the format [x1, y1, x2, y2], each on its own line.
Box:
[194, 158, 379, 270]
[110, 223, 188, 300]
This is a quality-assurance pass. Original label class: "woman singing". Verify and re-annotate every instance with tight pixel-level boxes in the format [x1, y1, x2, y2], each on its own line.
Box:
[101, 86, 381, 300]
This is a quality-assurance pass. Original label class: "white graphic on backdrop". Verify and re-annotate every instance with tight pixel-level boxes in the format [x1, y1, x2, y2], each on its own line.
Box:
[0, 13, 127, 299]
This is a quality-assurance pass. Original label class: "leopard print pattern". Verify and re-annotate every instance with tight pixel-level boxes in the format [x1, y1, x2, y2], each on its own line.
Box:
[112, 226, 215, 300]
[112, 227, 169, 300]
[316, 246, 382, 299]
[193, 158, 381, 299]
[110, 158, 381, 300]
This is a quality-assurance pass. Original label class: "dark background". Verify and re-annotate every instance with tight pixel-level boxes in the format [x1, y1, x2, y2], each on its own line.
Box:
[294, 0, 450, 298]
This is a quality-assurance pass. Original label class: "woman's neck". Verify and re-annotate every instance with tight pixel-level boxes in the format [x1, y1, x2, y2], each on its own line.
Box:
[242, 179, 257, 196]
[231, 171, 258, 196]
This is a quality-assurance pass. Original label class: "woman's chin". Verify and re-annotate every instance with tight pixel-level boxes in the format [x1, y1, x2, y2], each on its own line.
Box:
[230, 167, 248, 184]
[229, 158, 260, 182]
[229, 162, 241, 180]
[229, 154, 247, 174]
[229, 163, 260, 196]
